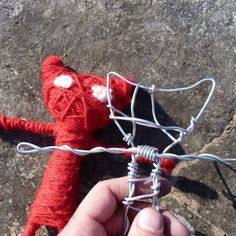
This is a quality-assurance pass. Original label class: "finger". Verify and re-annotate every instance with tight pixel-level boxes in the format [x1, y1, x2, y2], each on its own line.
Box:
[127, 201, 152, 223]
[136, 177, 171, 198]
[77, 176, 171, 223]
[127, 177, 171, 223]
[161, 210, 191, 236]
[103, 206, 125, 236]
[59, 176, 171, 236]
[59, 215, 106, 236]
[77, 177, 129, 223]
[103, 177, 171, 235]
[128, 207, 164, 236]
[59, 177, 129, 236]
[58, 177, 132, 236]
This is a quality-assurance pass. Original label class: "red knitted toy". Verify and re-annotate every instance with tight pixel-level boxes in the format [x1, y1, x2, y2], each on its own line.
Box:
[0, 56, 176, 235]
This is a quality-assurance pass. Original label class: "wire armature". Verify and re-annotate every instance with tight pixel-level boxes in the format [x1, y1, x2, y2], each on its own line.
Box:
[17, 72, 236, 235]
[106, 72, 217, 235]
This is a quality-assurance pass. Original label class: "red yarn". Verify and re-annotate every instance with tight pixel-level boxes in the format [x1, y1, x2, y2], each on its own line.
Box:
[0, 115, 55, 135]
[160, 158, 176, 174]
[0, 55, 176, 235]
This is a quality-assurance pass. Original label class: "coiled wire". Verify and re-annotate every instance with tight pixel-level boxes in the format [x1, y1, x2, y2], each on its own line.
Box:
[137, 145, 159, 162]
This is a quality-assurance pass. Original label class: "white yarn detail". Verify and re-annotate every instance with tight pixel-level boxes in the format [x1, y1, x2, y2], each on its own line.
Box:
[91, 85, 112, 103]
[53, 75, 74, 89]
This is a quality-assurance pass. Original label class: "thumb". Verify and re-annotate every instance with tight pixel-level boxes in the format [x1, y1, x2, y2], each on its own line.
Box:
[128, 208, 164, 236]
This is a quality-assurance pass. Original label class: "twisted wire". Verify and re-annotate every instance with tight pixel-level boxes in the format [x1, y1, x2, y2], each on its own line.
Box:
[122, 157, 139, 235]
[17, 143, 236, 165]
[150, 162, 162, 210]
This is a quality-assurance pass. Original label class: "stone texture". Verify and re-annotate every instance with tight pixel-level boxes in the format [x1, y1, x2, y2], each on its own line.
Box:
[0, 0, 235, 235]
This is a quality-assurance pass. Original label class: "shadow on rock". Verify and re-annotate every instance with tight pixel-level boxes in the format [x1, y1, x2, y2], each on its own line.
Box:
[46, 227, 58, 236]
[0, 129, 54, 147]
[174, 176, 218, 200]
[194, 230, 208, 236]
[214, 162, 236, 210]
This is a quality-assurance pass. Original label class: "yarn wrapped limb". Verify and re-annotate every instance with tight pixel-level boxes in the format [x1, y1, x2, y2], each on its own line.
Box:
[0, 115, 55, 135]
[23, 148, 82, 235]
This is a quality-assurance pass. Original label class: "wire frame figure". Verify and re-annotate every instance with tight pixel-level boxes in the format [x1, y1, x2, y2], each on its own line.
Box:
[106, 72, 217, 235]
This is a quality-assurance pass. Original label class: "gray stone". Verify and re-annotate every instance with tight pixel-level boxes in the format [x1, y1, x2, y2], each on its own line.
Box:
[0, 0, 235, 235]
[162, 115, 236, 236]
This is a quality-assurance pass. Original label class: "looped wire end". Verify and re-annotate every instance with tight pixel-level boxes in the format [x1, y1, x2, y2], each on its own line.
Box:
[123, 133, 133, 145]
[17, 142, 42, 154]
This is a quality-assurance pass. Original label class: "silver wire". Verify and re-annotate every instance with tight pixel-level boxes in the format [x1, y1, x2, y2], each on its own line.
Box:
[16, 143, 236, 165]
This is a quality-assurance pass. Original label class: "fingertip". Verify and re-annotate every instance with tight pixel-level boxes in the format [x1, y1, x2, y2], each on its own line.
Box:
[128, 207, 164, 236]
[137, 208, 164, 234]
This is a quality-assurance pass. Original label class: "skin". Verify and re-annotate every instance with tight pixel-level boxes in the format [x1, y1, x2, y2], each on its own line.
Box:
[58, 176, 191, 236]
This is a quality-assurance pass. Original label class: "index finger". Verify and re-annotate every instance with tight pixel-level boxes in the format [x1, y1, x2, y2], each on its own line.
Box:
[59, 176, 171, 236]
[74, 176, 171, 223]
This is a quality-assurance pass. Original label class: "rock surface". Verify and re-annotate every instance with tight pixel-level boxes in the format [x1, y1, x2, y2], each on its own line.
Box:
[0, 0, 235, 235]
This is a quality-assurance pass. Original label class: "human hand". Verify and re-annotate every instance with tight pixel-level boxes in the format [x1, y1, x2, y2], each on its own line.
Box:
[58, 176, 190, 236]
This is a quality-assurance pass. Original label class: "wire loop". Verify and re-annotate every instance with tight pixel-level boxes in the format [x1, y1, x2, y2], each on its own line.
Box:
[123, 133, 133, 146]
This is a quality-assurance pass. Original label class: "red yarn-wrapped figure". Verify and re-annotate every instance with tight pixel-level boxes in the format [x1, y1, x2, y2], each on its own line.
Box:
[0, 56, 176, 235]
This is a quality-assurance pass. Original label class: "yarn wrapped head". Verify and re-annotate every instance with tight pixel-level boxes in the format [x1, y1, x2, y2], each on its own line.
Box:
[42, 56, 132, 134]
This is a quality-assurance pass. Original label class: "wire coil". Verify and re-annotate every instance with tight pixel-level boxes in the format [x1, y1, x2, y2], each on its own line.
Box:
[136, 145, 159, 162]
